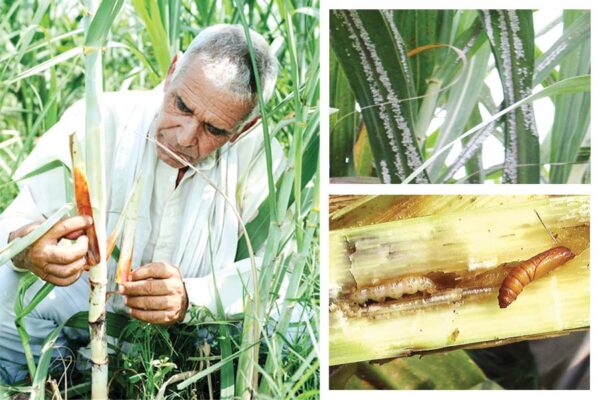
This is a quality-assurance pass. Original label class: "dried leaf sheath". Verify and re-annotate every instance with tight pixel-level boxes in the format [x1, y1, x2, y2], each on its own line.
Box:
[106, 172, 142, 261]
[114, 174, 143, 284]
[69, 133, 101, 266]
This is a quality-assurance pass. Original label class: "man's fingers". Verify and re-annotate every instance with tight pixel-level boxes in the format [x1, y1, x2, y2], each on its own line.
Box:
[49, 216, 93, 240]
[130, 263, 174, 281]
[125, 295, 177, 311]
[129, 308, 179, 325]
[44, 257, 86, 279]
[43, 268, 83, 287]
[121, 279, 172, 296]
[47, 235, 89, 264]
[63, 229, 86, 240]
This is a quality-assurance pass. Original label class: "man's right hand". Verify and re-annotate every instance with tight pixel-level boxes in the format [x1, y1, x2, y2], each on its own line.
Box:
[9, 216, 93, 286]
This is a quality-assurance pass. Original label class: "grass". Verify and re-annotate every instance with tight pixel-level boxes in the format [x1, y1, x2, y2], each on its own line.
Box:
[0, 0, 319, 398]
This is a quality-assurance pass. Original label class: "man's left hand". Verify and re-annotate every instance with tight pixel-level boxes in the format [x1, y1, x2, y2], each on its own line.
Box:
[119, 262, 188, 325]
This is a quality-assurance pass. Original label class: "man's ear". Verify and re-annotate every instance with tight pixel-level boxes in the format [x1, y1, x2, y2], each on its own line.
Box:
[164, 52, 182, 92]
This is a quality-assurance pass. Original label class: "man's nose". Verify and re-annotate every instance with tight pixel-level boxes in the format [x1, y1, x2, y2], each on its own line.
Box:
[177, 120, 199, 147]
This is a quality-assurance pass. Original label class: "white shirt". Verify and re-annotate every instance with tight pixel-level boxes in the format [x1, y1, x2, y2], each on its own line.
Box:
[0, 85, 285, 319]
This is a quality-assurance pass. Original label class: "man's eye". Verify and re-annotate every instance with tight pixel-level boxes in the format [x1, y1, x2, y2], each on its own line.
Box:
[206, 124, 229, 137]
[176, 96, 192, 114]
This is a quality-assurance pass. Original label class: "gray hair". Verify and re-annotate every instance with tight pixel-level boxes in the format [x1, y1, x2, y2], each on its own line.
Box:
[173, 24, 278, 132]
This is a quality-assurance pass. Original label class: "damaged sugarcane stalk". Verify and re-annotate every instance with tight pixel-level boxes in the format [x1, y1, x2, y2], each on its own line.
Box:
[329, 195, 590, 365]
[83, 0, 109, 397]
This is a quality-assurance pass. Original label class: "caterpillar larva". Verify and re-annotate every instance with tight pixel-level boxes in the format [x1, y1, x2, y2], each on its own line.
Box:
[350, 276, 435, 304]
[498, 246, 575, 308]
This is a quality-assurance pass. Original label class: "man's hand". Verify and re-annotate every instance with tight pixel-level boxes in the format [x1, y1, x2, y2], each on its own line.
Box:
[9, 216, 92, 286]
[120, 262, 189, 325]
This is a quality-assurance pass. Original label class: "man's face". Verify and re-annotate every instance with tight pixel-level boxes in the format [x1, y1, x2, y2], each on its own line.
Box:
[154, 55, 253, 169]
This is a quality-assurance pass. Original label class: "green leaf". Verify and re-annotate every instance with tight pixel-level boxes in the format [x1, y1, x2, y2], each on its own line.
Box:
[533, 11, 590, 86]
[0, 203, 74, 265]
[548, 11, 591, 183]
[132, 0, 174, 78]
[329, 51, 358, 177]
[481, 10, 539, 183]
[64, 311, 131, 340]
[403, 75, 590, 183]
[85, 0, 126, 47]
[235, 131, 318, 260]
[462, 107, 485, 184]
[428, 41, 491, 181]
[396, 10, 440, 101]
[331, 351, 491, 390]
[330, 10, 429, 183]
[467, 342, 538, 389]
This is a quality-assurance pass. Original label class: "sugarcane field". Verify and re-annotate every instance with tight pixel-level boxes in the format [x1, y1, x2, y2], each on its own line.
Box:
[0, 0, 319, 398]
[329, 195, 590, 389]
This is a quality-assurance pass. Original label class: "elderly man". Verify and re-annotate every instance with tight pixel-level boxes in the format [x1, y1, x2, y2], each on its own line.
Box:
[0, 24, 283, 384]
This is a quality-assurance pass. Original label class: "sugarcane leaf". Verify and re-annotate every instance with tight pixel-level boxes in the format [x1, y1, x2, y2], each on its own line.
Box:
[330, 10, 428, 184]
[9, 159, 67, 184]
[64, 311, 131, 340]
[177, 343, 259, 390]
[462, 107, 485, 184]
[533, 11, 590, 86]
[132, 0, 172, 77]
[329, 50, 358, 177]
[85, 0, 126, 47]
[0, 0, 51, 83]
[467, 342, 538, 389]
[481, 10, 539, 183]
[396, 10, 439, 100]
[30, 321, 68, 400]
[428, 41, 491, 181]
[403, 75, 590, 184]
[16, 281, 54, 319]
[0, 203, 74, 265]
[548, 11, 590, 183]
[332, 351, 489, 390]
[442, 106, 501, 183]
[4, 47, 82, 86]
[235, 131, 318, 260]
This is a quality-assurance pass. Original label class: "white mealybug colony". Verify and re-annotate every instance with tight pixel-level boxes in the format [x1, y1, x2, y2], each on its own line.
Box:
[535, 42, 568, 76]
[336, 10, 428, 183]
[482, 10, 538, 183]
[336, 11, 406, 182]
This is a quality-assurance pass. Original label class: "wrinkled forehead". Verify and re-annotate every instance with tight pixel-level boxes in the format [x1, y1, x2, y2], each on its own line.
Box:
[177, 50, 254, 97]
[171, 58, 255, 126]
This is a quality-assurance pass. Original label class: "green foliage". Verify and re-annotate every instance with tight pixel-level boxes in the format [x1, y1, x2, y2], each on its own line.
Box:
[330, 350, 492, 390]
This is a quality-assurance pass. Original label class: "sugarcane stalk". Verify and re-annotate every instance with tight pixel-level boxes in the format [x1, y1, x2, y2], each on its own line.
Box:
[83, 0, 108, 397]
[329, 195, 589, 365]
